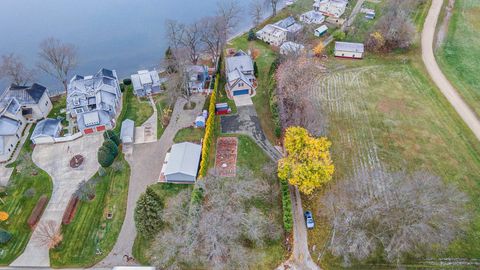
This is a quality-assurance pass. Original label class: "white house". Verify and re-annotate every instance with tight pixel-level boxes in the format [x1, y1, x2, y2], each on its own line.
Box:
[225, 50, 257, 98]
[280, 41, 305, 55]
[131, 70, 162, 97]
[162, 142, 202, 183]
[334, 41, 365, 59]
[256, 17, 303, 46]
[314, 25, 329, 37]
[30, 118, 62, 144]
[1, 83, 52, 122]
[313, 0, 349, 18]
[0, 98, 26, 162]
[67, 68, 122, 135]
[300, 10, 326, 24]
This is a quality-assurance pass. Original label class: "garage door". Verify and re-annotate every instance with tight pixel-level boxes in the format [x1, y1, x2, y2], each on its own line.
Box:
[84, 128, 94, 134]
[96, 125, 106, 132]
[233, 89, 249, 96]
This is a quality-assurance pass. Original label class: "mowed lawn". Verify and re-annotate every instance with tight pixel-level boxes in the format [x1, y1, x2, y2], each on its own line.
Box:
[114, 85, 153, 133]
[50, 155, 130, 267]
[436, 0, 480, 116]
[302, 56, 480, 267]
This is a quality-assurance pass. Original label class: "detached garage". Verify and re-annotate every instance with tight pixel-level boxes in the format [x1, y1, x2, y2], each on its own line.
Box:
[334, 41, 365, 59]
[162, 142, 202, 183]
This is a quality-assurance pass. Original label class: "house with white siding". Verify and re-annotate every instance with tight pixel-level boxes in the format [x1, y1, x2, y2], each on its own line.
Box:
[0, 98, 26, 162]
[300, 10, 326, 24]
[1, 83, 52, 122]
[256, 16, 303, 46]
[334, 41, 364, 59]
[67, 68, 122, 135]
[131, 70, 162, 97]
[225, 50, 257, 98]
[313, 0, 349, 18]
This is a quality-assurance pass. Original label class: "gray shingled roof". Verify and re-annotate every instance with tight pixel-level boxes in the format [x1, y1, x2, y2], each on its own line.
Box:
[2, 83, 47, 104]
[164, 142, 202, 177]
[335, 41, 365, 53]
[31, 118, 61, 139]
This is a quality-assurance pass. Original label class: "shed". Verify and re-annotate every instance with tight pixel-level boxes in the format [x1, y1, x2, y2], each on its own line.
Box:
[31, 118, 62, 144]
[334, 42, 365, 59]
[163, 142, 202, 183]
[314, 25, 329, 37]
[195, 116, 206, 128]
[120, 119, 135, 144]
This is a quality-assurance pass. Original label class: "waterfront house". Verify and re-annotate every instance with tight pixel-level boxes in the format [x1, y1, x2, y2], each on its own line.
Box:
[313, 0, 349, 18]
[187, 65, 209, 93]
[256, 16, 303, 46]
[334, 41, 364, 59]
[225, 50, 257, 98]
[300, 10, 326, 24]
[0, 98, 26, 162]
[66, 68, 122, 135]
[131, 70, 162, 97]
[1, 83, 52, 122]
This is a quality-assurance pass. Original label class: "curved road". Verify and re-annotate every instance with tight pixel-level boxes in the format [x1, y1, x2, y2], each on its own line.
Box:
[422, 0, 480, 141]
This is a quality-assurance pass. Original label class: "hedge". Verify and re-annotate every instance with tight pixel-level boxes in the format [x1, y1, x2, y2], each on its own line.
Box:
[267, 59, 282, 138]
[0, 229, 12, 244]
[62, 196, 79, 225]
[280, 180, 293, 232]
[198, 75, 218, 178]
[27, 195, 49, 229]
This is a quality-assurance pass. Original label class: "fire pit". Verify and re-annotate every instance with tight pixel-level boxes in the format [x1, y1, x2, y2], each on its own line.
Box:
[70, 155, 84, 168]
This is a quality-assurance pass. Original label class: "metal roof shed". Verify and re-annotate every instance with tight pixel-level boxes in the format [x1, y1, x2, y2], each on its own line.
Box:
[120, 119, 135, 144]
[164, 142, 202, 183]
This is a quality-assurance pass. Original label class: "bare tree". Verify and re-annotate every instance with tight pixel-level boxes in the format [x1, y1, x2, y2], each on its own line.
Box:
[199, 16, 225, 64]
[216, 0, 241, 39]
[34, 220, 63, 249]
[0, 53, 34, 86]
[249, 0, 265, 27]
[265, 0, 280, 17]
[180, 22, 202, 65]
[165, 19, 185, 53]
[322, 168, 470, 265]
[38, 37, 77, 92]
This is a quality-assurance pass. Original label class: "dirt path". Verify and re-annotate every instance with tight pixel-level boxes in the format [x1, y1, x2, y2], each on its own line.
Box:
[422, 0, 480, 141]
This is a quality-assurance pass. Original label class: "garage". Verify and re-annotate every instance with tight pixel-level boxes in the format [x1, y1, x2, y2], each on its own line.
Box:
[96, 125, 106, 132]
[84, 128, 94, 134]
[233, 89, 249, 96]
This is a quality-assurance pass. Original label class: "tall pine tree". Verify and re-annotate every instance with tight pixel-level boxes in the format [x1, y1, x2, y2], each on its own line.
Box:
[134, 187, 164, 237]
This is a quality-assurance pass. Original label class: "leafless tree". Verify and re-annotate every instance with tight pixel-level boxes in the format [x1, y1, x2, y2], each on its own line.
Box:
[165, 19, 185, 53]
[34, 220, 63, 249]
[199, 16, 225, 64]
[249, 0, 265, 27]
[0, 53, 34, 86]
[181, 22, 203, 65]
[276, 56, 328, 136]
[265, 0, 280, 17]
[38, 37, 77, 92]
[322, 168, 470, 265]
[216, 0, 241, 39]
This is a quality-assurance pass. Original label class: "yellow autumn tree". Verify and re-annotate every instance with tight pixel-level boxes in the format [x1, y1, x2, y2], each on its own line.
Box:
[313, 42, 325, 57]
[367, 31, 385, 52]
[0, 211, 9, 222]
[278, 127, 334, 195]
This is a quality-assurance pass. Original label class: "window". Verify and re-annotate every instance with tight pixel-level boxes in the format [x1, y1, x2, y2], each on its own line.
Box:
[45, 100, 49, 106]
[75, 107, 84, 114]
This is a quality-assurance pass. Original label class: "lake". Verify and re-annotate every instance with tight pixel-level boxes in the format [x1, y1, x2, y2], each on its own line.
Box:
[0, 0, 284, 94]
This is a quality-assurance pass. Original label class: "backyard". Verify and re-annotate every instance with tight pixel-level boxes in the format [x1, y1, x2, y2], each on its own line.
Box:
[436, 0, 480, 117]
[114, 85, 154, 133]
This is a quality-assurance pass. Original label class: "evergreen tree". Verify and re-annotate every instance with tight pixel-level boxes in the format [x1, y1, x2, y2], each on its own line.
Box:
[98, 146, 115, 168]
[253, 61, 259, 77]
[248, 29, 256, 41]
[103, 139, 119, 158]
[103, 130, 120, 146]
[134, 187, 164, 237]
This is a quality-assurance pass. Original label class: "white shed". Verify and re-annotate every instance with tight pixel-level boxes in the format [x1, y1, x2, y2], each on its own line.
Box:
[120, 119, 135, 144]
[163, 142, 202, 183]
[314, 25, 329, 37]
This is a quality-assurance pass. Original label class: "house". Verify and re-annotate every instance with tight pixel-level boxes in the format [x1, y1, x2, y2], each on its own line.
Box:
[0, 98, 26, 162]
[314, 25, 329, 37]
[275, 16, 304, 36]
[162, 142, 202, 183]
[256, 17, 303, 46]
[300, 10, 326, 24]
[67, 68, 122, 135]
[187, 65, 209, 93]
[30, 118, 62, 145]
[280, 41, 305, 55]
[120, 119, 135, 145]
[313, 0, 349, 18]
[225, 50, 257, 98]
[1, 83, 52, 122]
[334, 41, 365, 59]
[131, 70, 162, 97]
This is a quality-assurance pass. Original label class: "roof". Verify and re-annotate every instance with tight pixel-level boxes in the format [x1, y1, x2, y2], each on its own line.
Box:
[315, 25, 329, 33]
[31, 118, 61, 139]
[225, 51, 254, 74]
[120, 119, 135, 141]
[83, 111, 100, 126]
[275, 16, 296, 29]
[335, 42, 365, 53]
[1, 83, 47, 104]
[164, 142, 202, 178]
[257, 24, 288, 37]
[300, 10, 325, 23]
[131, 70, 161, 91]
[0, 115, 20, 136]
[0, 136, 4, 155]
[77, 110, 111, 130]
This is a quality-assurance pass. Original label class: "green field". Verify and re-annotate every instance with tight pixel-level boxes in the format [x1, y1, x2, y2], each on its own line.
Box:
[50, 155, 130, 267]
[0, 129, 53, 265]
[436, 0, 480, 117]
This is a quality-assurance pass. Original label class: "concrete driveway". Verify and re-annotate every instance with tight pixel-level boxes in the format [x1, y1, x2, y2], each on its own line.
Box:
[11, 134, 103, 268]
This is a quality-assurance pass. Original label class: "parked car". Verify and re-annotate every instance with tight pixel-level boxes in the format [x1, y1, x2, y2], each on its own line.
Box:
[304, 211, 315, 229]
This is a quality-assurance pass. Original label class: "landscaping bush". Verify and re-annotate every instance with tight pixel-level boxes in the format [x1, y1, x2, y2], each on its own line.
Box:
[267, 57, 282, 138]
[332, 30, 346, 41]
[27, 195, 49, 229]
[103, 139, 119, 158]
[198, 76, 218, 178]
[98, 146, 115, 168]
[248, 29, 256, 41]
[254, 61, 259, 77]
[134, 187, 164, 238]
[280, 180, 293, 232]
[103, 130, 120, 146]
[0, 229, 12, 244]
[123, 78, 132, 85]
[62, 196, 79, 225]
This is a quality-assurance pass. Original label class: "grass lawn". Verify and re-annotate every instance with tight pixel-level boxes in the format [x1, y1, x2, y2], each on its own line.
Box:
[302, 55, 480, 268]
[173, 127, 204, 143]
[153, 94, 170, 139]
[50, 154, 130, 267]
[131, 183, 191, 265]
[0, 129, 53, 265]
[115, 85, 153, 132]
[48, 95, 68, 126]
[436, 0, 480, 117]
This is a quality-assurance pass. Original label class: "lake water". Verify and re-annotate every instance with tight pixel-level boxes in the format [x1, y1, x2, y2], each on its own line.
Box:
[0, 0, 284, 94]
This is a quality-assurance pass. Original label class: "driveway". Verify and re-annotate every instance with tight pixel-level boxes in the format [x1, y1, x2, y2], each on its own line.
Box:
[422, 0, 480, 141]
[95, 95, 205, 267]
[11, 134, 104, 268]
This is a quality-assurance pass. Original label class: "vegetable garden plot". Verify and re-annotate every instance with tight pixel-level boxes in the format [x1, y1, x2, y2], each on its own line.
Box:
[215, 137, 238, 177]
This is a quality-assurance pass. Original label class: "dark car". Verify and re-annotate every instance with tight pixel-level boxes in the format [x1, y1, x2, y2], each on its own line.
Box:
[304, 210, 315, 229]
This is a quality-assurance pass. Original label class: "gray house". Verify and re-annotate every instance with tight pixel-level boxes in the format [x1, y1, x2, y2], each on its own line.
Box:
[67, 68, 122, 135]
[0, 98, 25, 162]
[225, 50, 257, 98]
[162, 142, 202, 183]
[131, 70, 162, 97]
[1, 83, 52, 122]
[30, 118, 62, 144]
[120, 119, 135, 144]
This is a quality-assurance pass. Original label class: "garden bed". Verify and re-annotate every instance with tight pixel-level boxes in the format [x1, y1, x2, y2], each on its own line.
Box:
[214, 137, 238, 177]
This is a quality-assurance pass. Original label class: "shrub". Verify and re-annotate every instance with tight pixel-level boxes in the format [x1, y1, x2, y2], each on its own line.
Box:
[62, 196, 79, 225]
[103, 139, 119, 158]
[248, 29, 256, 41]
[280, 180, 293, 232]
[98, 146, 115, 168]
[332, 30, 346, 41]
[123, 78, 132, 85]
[27, 195, 49, 229]
[103, 130, 120, 146]
[253, 62, 259, 77]
[135, 187, 164, 238]
[0, 229, 12, 244]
